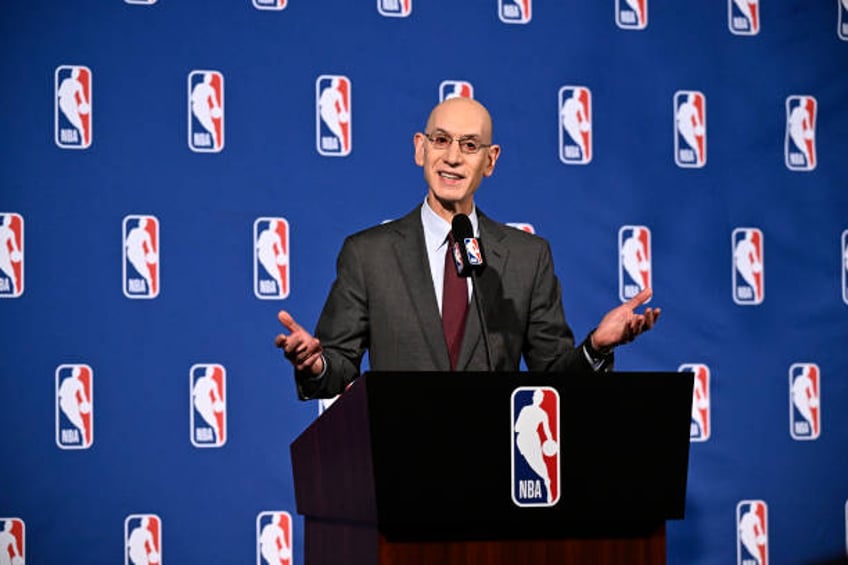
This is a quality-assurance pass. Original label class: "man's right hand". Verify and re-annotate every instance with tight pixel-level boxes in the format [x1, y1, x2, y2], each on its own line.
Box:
[275, 311, 324, 376]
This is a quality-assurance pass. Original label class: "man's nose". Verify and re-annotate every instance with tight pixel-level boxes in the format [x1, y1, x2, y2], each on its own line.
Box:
[443, 139, 463, 164]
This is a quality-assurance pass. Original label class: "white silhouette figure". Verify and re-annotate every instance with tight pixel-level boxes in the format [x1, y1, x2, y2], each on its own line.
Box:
[788, 99, 814, 166]
[127, 517, 160, 565]
[0, 214, 22, 294]
[259, 513, 291, 564]
[514, 389, 556, 503]
[191, 73, 222, 147]
[732, 0, 758, 23]
[738, 504, 767, 565]
[734, 231, 762, 298]
[0, 520, 23, 565]
[126, 218, 157, 292]
[691, 370, 709, 437]
[193, 366, 224, 442]
[676, 93, 704, 162]
[621, 229, 649, 290]
[257, 220, 287, 292]
[57, 67, 90, 142]
[319, 78, 349, 148]
[624, 0, 644, 24]
[58, 366, 91, 443]
[560, 91, 590, 159]
[792, 366, 818, 433]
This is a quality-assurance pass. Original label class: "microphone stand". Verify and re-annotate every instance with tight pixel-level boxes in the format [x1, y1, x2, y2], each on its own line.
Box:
[470, 270, 494, 372]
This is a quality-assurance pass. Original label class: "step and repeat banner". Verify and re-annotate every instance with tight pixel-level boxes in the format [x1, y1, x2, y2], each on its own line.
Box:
[1, 1, 847, 563]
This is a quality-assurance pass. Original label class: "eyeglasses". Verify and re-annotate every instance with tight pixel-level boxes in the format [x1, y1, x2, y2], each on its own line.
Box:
[423, 132, 493, 155]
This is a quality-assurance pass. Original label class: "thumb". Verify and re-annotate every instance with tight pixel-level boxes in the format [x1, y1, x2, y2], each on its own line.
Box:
[626, 287, 652, 309]
[277, 310, 302, 333]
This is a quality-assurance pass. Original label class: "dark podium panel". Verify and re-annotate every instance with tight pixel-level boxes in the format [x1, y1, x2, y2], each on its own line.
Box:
[290, 371, 693, 565]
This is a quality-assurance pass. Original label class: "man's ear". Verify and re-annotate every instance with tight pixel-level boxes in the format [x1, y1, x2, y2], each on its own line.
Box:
[413, 132, 427, 166]
[484, 144, 501, 176]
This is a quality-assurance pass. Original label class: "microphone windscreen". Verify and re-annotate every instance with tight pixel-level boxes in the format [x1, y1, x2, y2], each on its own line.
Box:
[451, 213, 474, 241]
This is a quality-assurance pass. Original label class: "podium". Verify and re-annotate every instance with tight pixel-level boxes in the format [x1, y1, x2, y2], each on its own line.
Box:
[290, 371, 693, 565]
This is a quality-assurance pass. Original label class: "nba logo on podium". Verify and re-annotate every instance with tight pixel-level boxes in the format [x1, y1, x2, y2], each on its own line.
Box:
[674, 90, 706, 168]
[254, 217, 290, 300]
[56, 364, 94, 449]
[736, 500, 768, 565]
[377, 0, 411, 17]
[616, 0, 647, 30]
[125, 514, 161, 565]
[252, 0, 287, 10]
[785, 95, 817, 171]
[191, 364, 227, 448]
[188, 70, 224, 153]
[316, 75, 352, 157]
[728, 0, 760, 35]
[680, 363, 710, 442]
[789, 363, 820, 441]
[499, 0, 531, 24]
[559, 86, 592, 165]
[123, 215, 160, 299]
[0, 212, 23, 298]
[0, 518, 24, 564]
[511, 386, 560, 507]
[439, 80, 474, 102]
[732, 227, 764, 305]
[619, 225, 652, 302]
[257, 511, 293, 565]
[55, 65, 92, 149]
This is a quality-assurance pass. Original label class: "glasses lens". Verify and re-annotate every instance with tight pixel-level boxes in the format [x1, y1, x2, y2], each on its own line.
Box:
[431, 134, 450, 149]
[460, 140, 479, 154]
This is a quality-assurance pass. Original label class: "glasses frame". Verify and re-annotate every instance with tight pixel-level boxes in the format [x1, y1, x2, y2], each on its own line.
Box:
[423, 131, 493, 155]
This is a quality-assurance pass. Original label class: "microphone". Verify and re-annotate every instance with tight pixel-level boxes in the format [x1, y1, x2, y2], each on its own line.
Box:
[450, 213, 493, 371]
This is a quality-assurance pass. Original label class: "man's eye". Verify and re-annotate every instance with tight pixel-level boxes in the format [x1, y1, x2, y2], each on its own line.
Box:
[461, 141, 479, 152]
[433, 135, 450, 146]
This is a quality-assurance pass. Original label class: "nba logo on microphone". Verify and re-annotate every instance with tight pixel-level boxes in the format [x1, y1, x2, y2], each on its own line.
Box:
[728, 0, 760, 35]
[191, 364, 227, 448]
[378, 0, 411, 17]
[254, 217, 290, 300]
[559, 86, 592, 165]
[511, 386, 560, 507]
[125, 514, 161, 565]
[732, 227, 764, 305]
[123, 215, 160, 299]
[736, 500, 768, 565]
[616, 0, 647, 30]
[252, 0, 287, 10]
[0, 518, 24, 564]
[842, 230, 848, 305]
[464, 238, 483, 266]
[439, 80, 474, 102]
[55, 65, 92, 149]
[0, 213, 23, 298]
[499, 0, 531, 24]
[316, 75, 352, 157]
[674, 90, 706, 168]
[619, 225, 652, 302]
[680, 364, 710, 442]
[785, 95, 817, 171]
[257, 511, 293, 565]
[188, 70, 224, 153]
[56, 364, 94, 449]
[790, 363, 820, 441]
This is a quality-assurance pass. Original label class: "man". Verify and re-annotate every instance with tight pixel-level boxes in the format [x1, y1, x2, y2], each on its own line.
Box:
[275, 97, 659, 399]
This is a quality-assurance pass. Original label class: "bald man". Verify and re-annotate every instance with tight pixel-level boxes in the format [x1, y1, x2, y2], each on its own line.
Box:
[276, 98, 659, 399]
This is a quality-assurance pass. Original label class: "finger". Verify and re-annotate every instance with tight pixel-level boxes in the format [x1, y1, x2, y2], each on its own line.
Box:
[277, 310, 303, 334]
[625, 287, 653, 310]
[274, 334, 288, 349]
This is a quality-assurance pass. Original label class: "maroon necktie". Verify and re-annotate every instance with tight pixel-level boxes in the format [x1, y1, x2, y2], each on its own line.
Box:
[442, 234, 469, 370]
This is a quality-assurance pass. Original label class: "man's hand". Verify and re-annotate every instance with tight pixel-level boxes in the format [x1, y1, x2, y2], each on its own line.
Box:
[591, 287, 661, 351]
[275, 311, 325, 376]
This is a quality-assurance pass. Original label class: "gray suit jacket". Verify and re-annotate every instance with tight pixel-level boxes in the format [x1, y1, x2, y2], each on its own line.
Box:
[296, 205, 606, 399]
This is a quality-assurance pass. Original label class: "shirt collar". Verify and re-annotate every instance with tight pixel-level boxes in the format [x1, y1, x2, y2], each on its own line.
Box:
[421, 198, 479, 252]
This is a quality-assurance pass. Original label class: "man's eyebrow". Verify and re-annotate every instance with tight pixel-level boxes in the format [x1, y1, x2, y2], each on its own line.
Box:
[431, 128, 482, 140]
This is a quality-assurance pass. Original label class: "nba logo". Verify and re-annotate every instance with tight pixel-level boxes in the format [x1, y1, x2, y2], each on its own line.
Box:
[316, 75, 352, 157]
[56, 364, 94, 449]
[464, 238, 483, 266]
[378, 0, 411, 17]
[728, 0, 760, 35]
[732, 227, 764, 305]
[188, 70, 224, 153]
[790, 363, 820, 440]
[499, 0, 531, 24]
[439, 80, 474, 102]
[55, 65, 92, 149]
[680, 363, 710, 442]
[840, 0, 848, 40]
[511, 386, 560, 507]
[0, 518, 24, 564]
[257, 511, 293, 565]
[674, 90, 706, 168]
[252, 0, 287, 10]
[191, 364, 227, 448]
[559, 86, 592, 165]
[123, 215, 160, 299]
[842, 230, 848, 305]
[0, 213, 23, 298]
[619, 225, 652, 302]
[785, 95, 817, 171]
[125, 514, 161, 565]
[616, 0, 647, 30]
[507, 222, 535, 234]
[737, 500, 768, 565]
[254, 217, 290, 300]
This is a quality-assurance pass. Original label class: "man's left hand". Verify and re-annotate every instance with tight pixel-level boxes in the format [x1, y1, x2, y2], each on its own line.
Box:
[591, 287, 660, 351]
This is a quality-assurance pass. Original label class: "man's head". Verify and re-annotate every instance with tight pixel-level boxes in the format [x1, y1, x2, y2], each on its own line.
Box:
[414, 97, 501, 221]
